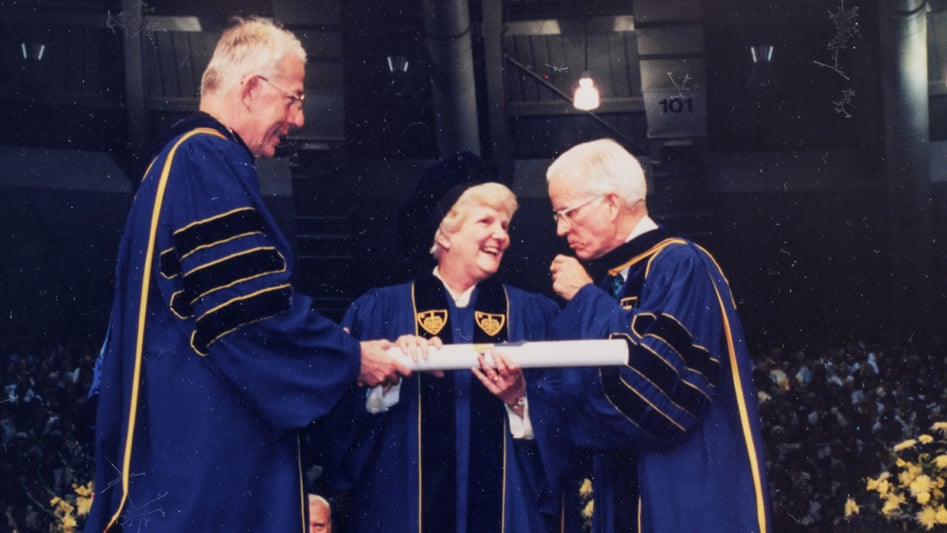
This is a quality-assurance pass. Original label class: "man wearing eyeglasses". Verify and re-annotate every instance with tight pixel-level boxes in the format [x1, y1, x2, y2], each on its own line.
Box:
[84, 17, 411, 533]
[545, 138, 772, 532]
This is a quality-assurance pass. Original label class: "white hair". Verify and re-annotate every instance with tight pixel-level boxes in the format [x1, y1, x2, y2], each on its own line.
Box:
[546, 138, 647, 206]
[200, 17, 306, 95]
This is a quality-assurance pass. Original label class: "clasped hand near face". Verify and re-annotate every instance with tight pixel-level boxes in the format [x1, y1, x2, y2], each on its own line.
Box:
[550, 254, 593, 301]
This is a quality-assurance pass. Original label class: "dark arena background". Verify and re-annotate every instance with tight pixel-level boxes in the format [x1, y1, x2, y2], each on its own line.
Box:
[1, 0, 945, 531]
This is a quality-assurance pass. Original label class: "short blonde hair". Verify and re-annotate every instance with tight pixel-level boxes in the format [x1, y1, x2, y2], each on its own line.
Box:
[201, 17, 306, 95]
[429, 182, 518, 259]
[546, 138, 647, 207]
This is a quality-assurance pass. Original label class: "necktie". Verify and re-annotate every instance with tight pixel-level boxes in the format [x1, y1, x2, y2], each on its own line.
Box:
[609, 272, 625, 297]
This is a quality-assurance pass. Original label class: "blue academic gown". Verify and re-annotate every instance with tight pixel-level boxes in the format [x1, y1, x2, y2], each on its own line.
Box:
[316, 279, 566, 533]
[85, 114, 361, 533]
[553, 228, 772, 533]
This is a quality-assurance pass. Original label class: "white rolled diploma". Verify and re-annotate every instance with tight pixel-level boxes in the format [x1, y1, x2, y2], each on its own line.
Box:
[387, 339, 628, 371]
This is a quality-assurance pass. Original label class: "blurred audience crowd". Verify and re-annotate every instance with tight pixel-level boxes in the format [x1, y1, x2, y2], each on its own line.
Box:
[1, 334, 97, 533]
[1, 330, 944, 532]
[753, 334, 947, 532]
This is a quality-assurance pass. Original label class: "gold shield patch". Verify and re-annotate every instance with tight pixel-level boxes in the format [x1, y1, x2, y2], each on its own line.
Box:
[475, 311, 505, 337]
[417, 309, 448, 336]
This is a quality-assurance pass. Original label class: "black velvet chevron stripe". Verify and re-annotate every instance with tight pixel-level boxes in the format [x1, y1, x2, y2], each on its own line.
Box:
[173, 208, 267, 259]
[192, 285, 291, 354]
[600, 365, 684, 440]
[169, 290, 193, 319]
[183, 247, 285, 301]
[627, 340, 711, 418]
[159, 248, 182, 278]
[632, 313, 719, 386]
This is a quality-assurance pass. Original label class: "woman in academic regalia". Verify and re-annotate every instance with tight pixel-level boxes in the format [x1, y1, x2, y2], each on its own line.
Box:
[313, 182, 570, 533]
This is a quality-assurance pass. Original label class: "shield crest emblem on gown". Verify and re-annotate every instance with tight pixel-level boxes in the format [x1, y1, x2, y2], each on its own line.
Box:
[417, 309, 447, 336]
[475, 311, 505, 337]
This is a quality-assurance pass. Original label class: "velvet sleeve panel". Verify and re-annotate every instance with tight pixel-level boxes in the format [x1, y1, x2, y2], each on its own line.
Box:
[554, 243, 722, 448]
[154, 134, 361, 436]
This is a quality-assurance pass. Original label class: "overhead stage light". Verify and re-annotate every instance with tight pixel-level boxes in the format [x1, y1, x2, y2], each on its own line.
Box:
[20, 42, 46, 61]
[573, 16, 600, 111]
[573, 74, 600, 110]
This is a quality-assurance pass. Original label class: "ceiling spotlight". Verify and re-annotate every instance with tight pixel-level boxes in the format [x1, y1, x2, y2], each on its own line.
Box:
[387, 55, 409, 73]
[20, 42, 46, 61]
[573, 73, 600, 111]
[573, 15, 600, 111]
[749, 45, 774, 64]
[746, 45, 778, 91]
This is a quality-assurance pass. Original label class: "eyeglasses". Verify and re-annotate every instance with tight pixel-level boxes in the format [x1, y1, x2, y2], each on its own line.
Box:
[552, 194, 604, 225]
[257, 75, 305, 112]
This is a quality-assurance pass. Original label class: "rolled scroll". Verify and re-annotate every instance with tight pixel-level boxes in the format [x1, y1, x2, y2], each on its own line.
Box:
[387, 339, 628, 371]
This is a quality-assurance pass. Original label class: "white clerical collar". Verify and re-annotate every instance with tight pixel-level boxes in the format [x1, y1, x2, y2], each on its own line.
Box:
[616, 215, 659, 279]
[432, 267, 475, 308]
[626, 214, 658, 242]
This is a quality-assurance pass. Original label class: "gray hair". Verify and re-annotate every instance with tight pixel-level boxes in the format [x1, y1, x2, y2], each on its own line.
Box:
[201, 17, 306, 95]
[546, 138, 647, 206]
[308, 493, 331, 514]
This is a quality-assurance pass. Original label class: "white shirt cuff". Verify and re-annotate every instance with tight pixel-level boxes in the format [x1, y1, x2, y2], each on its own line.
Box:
[365, 380, 402, 414]
[504, 397, 534, 440]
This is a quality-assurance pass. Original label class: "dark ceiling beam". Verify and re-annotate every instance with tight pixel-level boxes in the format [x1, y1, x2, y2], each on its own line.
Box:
[0, 6, 116, 27]
[509, 97, 644, 116]
[505, 0, 637, 21]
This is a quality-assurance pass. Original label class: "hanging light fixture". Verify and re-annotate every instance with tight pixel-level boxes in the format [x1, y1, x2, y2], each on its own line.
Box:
[573, 16, 600, 111]
[20, 42, 47, 61]
[745, 44, 778, 91]
[574, 75, 600, 110]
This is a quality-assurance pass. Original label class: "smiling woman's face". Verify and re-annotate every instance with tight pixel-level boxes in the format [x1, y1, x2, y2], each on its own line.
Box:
[436, 204, 511, 286]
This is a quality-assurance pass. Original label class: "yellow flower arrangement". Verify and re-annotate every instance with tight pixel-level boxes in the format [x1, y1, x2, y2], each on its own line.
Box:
[49, 481, 93, 533]
[846, 421, 947, 531]
[579, 477, 594, 532]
